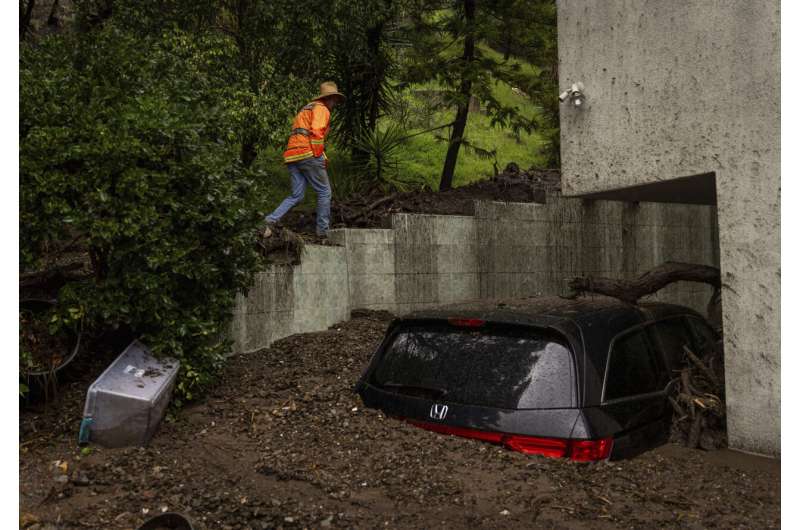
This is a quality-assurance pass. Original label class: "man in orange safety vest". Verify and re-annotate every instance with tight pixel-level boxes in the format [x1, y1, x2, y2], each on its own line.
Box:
[263, 81, 345, 238]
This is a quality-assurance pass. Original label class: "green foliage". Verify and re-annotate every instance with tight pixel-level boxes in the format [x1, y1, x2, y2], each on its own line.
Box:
[325, 1, 400, 147]
[20, 23, 264, 400]
[483, 0, 559, 165]
[351, 123, 408, 188]
[397, 0, 543, 188]
[207, 0, 328, 166]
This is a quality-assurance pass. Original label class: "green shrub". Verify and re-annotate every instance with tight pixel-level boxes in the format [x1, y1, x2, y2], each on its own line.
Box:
[20, 25, 266, 401]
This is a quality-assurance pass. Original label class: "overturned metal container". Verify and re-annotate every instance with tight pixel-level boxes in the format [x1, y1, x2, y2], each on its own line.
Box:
[79, 340, 179, 448]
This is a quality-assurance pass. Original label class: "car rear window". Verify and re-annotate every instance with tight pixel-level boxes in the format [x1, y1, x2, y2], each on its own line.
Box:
[370, 323, 575, 409]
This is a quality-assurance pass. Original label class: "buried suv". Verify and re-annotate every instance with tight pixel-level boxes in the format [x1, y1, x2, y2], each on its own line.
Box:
[355, 296, 719, 461]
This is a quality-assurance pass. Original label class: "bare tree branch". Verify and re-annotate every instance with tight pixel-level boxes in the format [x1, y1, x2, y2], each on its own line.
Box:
[567, 261, 721, 304]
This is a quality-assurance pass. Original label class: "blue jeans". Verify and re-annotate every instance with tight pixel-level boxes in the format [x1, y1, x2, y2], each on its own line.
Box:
[266, 156, 331, 236]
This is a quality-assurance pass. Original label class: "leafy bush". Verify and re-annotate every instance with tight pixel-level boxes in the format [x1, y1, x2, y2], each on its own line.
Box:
[20, 25, 266, 401]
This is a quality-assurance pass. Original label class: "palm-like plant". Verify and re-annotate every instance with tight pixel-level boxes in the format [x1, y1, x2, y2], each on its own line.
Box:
[351, 122, 408, 188]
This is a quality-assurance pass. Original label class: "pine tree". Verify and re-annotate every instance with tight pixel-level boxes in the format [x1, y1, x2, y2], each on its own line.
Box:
[485, 0, 559, 166]
[401, 0, 543, 190]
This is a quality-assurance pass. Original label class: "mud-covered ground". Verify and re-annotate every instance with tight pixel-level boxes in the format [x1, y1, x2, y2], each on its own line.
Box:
[20, 311, 779, 529]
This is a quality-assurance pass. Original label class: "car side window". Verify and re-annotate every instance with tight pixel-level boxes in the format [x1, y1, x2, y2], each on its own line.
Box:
[647, 317, 695, 374]
[687, 317, 718, 354]
[604, 330, 665, 401]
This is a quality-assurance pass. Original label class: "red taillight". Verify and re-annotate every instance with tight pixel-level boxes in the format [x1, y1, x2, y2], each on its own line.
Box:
[568, 437, 614, 462]
[447, 317, 485, 328]
[503, 435, 570, 458]
[405, 419, 613, 462]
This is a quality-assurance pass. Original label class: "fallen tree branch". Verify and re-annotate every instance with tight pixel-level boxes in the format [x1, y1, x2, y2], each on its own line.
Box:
[567, 261, 721, 304]
[671, 344, 726, 450]
[343, 193, 400, 224]
[668, 396, 687, 421]
[683, 344, 720, 390]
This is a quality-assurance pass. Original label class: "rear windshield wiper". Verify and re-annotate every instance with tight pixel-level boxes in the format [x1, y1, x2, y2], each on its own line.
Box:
[380, 382, 449, 399]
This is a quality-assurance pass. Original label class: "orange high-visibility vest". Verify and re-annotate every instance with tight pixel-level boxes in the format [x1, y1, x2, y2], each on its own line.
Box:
[282, 101, 330, 164]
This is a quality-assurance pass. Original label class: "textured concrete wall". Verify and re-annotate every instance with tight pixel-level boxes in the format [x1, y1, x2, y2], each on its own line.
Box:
[229, 245, 349, 355]
[330, 216, 480, 314]
[291, 245, 350, 334]
[392, 214, 479, 314]
[330, 201, 714, 317]
[477, 198, 718, 314]
[232, 199, 718, 352]
[231, 216, 480, 353]
[557, 0, 780, 455]
[230, 265, 294, 355]
[232, 197, 719, 416]
[329, 229, 397, 311]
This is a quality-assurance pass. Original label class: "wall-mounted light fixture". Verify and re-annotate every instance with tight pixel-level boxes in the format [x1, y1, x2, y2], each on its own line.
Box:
[559, 82, 586, 108]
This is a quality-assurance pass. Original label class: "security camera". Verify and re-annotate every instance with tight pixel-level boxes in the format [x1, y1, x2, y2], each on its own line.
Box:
[559, 82, 586, 107]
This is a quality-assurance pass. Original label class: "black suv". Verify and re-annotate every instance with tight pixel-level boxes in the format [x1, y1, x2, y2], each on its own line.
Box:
[356, 296, 719, 461]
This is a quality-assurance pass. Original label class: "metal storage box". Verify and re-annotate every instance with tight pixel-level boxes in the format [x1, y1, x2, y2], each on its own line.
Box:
[79, 340, 179, 448]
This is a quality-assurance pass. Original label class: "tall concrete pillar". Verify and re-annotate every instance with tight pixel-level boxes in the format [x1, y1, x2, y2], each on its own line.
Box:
[556, 0, 780, 455]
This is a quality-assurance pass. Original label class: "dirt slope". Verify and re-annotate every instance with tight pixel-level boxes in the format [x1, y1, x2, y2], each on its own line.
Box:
[280, 168, 561, 234]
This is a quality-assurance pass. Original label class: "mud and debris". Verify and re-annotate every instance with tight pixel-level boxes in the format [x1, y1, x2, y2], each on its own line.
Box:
[20, 310, 779, 529]
[669, 343, 727, 450]
[280, 167, 562, 235]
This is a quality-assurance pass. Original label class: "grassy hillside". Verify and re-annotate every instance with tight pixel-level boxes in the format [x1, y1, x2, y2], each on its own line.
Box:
[387, 46, 549, 189]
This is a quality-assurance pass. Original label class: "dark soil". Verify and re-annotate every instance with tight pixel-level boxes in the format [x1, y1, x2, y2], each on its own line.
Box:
[279, 167, 561, 235]
[20, 311, 779, 529]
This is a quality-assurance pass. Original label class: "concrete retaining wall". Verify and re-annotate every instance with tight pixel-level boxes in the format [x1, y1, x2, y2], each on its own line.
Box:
[229, 245, 349, 355]
[328, 215, 480, 314]
[392, 214, 479, 314]
[477, 197, 718, 311]
[232, 196, 717, 356]
[329, 229, 396, 312]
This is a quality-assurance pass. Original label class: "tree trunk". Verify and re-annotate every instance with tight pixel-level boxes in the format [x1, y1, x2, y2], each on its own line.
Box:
[239, 67, 260, 167]
[567, 261, 721, 305]
[365, 20, 385, 133]
[439, 0, 475, 191]
[47, 0, 59, 26]
[240, 97, 259, 167]
[502, 19, 512, 60]
[20, 0, 35, 41]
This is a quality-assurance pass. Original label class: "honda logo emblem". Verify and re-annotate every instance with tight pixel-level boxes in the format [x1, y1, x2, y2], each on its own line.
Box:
[429, 404, 448, 420]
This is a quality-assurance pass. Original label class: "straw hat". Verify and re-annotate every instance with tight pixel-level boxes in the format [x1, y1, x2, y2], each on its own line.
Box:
[312, 81, 346, 103]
